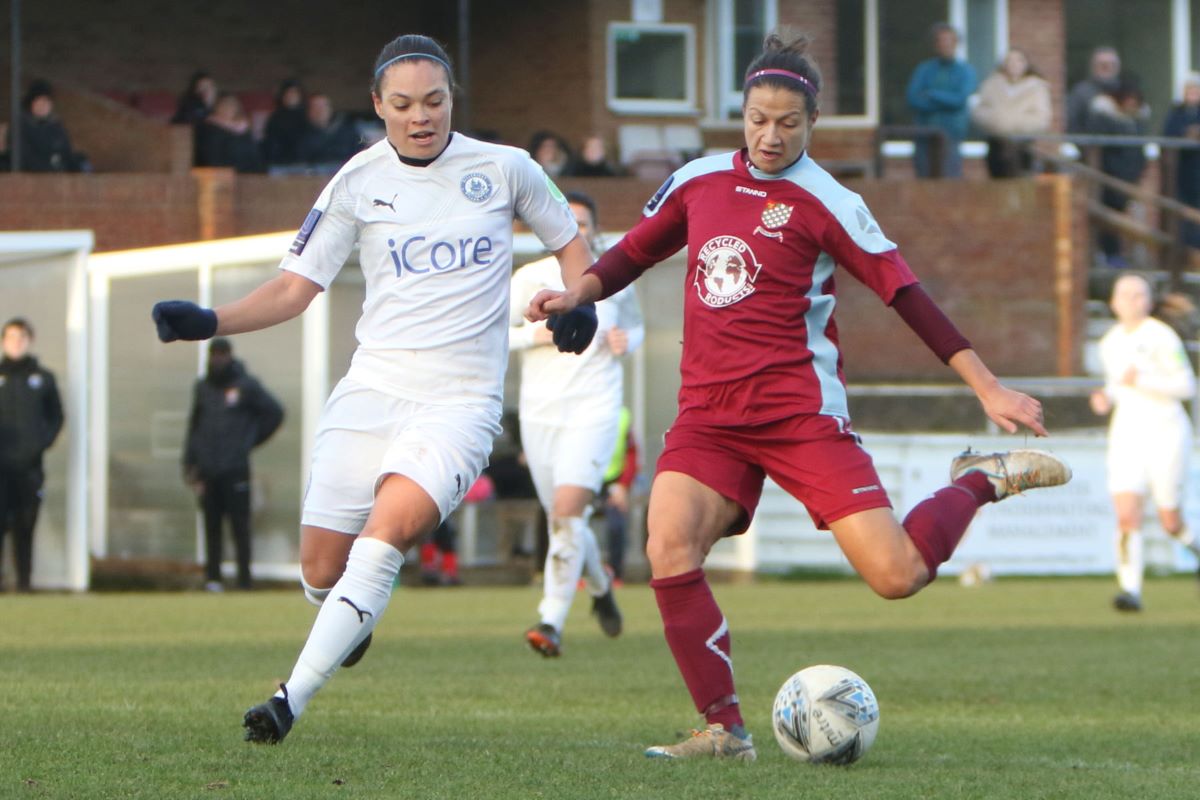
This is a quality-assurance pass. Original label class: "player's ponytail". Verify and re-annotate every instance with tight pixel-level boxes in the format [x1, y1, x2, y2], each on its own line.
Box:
[371, 34, 455, 95]
[743, 30, 822, 115]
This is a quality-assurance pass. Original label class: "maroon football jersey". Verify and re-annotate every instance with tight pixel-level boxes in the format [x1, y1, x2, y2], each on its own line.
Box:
[618, 149, 917, 425]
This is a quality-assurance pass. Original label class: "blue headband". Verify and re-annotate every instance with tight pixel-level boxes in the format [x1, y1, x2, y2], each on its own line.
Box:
[374, 52, 452, 78]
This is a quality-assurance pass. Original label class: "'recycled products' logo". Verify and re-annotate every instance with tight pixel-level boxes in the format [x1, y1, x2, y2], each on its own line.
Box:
[694, 235, 763, 308]
[460, 172, 494, 203]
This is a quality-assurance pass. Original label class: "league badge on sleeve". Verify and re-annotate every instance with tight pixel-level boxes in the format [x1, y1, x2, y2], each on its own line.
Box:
[754, 201, 792, 241]
[289, 209, 323, 256]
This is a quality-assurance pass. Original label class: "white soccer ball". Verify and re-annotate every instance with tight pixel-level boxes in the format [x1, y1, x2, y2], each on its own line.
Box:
[772, 664, 880, 764]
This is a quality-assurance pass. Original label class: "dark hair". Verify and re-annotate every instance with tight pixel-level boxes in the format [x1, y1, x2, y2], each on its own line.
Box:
[209, 337, 232, 355]
[527, 130, 571, 158]
[182, 71, 213, 98]
[275, 78, 305, 108]
[22, 79, 54, 112]
[564, 191, 598, 227]
[371, 34, 454, 95]
[743, 31, 822, 115]
[2, 317, 34, 338]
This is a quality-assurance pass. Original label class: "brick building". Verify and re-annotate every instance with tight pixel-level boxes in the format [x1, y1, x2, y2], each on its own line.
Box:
[2, 0, 1198, 376]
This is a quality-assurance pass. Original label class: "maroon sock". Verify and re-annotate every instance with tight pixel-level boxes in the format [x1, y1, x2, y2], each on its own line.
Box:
[651, 568, 742, 730]
[903, 471, 995, 580]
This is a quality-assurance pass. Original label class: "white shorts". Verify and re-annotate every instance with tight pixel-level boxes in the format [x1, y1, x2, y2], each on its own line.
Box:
[303, 377, 501, 533]
[1107, 427, 1190, 510]
[520, 416, 620, 511]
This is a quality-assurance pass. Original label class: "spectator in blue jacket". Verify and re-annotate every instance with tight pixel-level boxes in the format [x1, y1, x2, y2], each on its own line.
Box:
[906, 23, 976, 178]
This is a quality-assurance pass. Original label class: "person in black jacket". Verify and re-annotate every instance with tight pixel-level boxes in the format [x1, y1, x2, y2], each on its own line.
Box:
[2, 79, 89, 172]
[0, 318, 64, 592]
[184, 338, 283, 590]
[296, 93, 362, 172]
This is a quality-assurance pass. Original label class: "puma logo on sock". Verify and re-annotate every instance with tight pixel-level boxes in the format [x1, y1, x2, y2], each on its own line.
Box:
[338, 596, 374, 623]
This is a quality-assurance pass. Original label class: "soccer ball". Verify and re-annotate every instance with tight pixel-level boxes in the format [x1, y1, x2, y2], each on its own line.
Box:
[772, 664, 880, 764]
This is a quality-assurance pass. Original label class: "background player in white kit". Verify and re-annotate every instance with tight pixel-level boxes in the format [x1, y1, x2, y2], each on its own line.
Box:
[509, 192, 644, 656]
[151, 34, 600, 744]
[1090, 274, 1200, 611]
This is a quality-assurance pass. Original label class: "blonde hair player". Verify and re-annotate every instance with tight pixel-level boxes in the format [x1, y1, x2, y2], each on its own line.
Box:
[1090, 274, 1199, 612]
[152, 33, 599, 745]
[527, 31, 1072, 760]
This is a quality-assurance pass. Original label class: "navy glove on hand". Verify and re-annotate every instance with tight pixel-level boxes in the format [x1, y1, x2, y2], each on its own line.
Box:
[152, 301, 218, 342]
[546, 302, 598, 354]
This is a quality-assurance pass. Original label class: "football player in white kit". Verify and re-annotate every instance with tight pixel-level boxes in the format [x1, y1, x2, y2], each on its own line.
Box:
[509, 192, 644, 656]
[1090, 274, 1200, 611]
[151, 34, 601, 744]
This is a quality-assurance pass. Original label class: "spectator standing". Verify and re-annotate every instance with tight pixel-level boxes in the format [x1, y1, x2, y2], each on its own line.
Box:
[171, 71, 218, 126]
[905, 23, 976, 178]
[3, 80, 88, 172]
[296, 94, 363, 172]
[1163, 73, 1200, 247]
[970, 49, 1052, 178]
[1066, 47, 1122, 134]
[263, 79, 309, 169]
[1088, 81, 1150, 267]
[1089, 275, 1200, 612]
[183, 338, 283, 591]
[528, 130, 572, 178]
[0, 318, 63, 593]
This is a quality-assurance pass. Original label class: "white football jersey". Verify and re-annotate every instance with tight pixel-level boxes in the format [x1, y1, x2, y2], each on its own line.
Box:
[509, 255, 644, 425]
[280, 133, 578, 406]
[1097, 316, 1196, 439]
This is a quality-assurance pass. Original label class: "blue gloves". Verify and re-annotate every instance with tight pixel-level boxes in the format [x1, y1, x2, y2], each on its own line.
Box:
[152, 301, 218, 342]
[546, 302, 598, 354]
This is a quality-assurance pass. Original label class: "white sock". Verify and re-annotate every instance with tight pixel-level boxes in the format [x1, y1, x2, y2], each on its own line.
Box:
[1115, 529, 1143, 597]
[538, 516, 588, 632]
[580, 518, 610, 598]
[301, 575, 331, 608]
[1170, 526, 1200, 558]
[277, 537, 403, 718]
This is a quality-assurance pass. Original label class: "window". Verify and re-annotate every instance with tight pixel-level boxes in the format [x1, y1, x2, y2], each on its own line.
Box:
[708, 0, 875, 124]
[714, 0, 778, 117]
[607, 22, 697, 114]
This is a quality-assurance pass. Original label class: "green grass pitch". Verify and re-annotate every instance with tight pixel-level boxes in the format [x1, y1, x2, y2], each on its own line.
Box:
[2, 577, 1198, 799]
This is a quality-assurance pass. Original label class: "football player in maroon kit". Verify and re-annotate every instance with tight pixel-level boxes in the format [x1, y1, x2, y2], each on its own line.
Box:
[528, 31, 1072, 761]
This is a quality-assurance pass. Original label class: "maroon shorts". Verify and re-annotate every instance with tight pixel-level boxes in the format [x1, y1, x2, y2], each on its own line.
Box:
[655, 412, 892, 534]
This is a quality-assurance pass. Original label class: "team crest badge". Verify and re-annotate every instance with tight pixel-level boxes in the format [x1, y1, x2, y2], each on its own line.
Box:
[694, 235, 763, 308]
[754, 201, 792, 241]
[460, 172, 494, 203]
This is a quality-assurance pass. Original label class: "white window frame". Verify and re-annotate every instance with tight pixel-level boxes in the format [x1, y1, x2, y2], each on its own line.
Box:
[606, 21, 698, 115]
[714, 0, 779, 118]
[702, 0, 881, 130]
